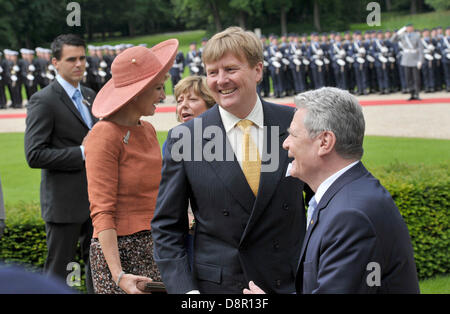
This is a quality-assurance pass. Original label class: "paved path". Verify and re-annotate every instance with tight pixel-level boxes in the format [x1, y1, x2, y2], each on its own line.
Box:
[1, 91, 449, 139]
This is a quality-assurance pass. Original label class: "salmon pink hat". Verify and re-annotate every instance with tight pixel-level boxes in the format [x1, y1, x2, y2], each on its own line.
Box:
[92, 39, 179, 118]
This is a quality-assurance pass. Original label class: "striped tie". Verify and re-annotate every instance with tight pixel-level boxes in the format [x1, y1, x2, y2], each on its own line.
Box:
[236, 119, 261, 196]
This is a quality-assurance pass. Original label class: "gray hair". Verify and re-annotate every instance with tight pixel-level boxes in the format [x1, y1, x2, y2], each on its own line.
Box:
[294, 87, 365, 159]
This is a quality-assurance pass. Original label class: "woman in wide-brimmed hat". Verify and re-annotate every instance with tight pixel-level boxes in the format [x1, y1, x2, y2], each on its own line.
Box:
[84, 39, 178, 294]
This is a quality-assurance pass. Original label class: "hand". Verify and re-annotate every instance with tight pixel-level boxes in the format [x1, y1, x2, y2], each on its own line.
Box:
[417, 61, 422, 70]
[397, 26, 407, 35]
[243, 281, 266, 294]
[118, 273, 153, 294]
[81, 131, 91, 147]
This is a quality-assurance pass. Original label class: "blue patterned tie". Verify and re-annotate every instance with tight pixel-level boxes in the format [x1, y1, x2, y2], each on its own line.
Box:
[307, 197, 317, 230]
[72, 89, 92, 129]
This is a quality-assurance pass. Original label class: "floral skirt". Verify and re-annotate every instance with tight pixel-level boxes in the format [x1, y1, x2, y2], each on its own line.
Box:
[90, 230, 161, 294]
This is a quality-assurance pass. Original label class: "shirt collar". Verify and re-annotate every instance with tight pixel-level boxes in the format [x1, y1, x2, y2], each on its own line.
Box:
[56, 74, 81, 99]
[314, 160, 360, 205]
[219, 95, 264, 133]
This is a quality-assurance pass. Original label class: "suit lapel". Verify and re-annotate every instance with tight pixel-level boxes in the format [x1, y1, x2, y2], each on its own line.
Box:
[202, 106, 255, 214]
[296, 162, 368, 272]
[240, 101, 291, 243]
[52, 81, 93, 129]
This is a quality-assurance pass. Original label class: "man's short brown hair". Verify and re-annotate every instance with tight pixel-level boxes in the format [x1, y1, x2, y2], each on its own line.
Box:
[202, 26, 263, 68]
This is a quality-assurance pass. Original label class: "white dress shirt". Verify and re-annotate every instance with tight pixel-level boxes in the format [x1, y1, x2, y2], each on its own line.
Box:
[313, 161, 360, 205]
[218, 96, 264, 169]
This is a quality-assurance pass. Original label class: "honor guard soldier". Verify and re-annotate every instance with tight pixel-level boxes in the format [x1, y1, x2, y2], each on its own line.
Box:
[320, 32, 333, 87]
[280, 34, 294, 96]
[0, 51, 6, 108]
[19, 49, 38, 103]
[186, 42, 203, 76]
[421, 28, 436, 92]
[371, 31, 391, 94]
[343, 31, 356, 93]
[95, 46, 108, 89]
[35, 47, 50, 89]
[431, 28, 443, 91]
[86, 45, 100, 91]
[258, 35, 271, 97]
[4, 49, 23, 108]
[364, 31, 377, 93]
[384, 30, 401, 92]
[43, 49, 56, 85]
[300, 33, 312, 90]
[199, 37, 208, 54]
[288, 34, 307, 94]
[348, 31, 369, 95]
[268, 36, 284, 98]
[391, 23, 424, 100]
[308, 32, 326, 89]
[169, 51, 185, 93]
[330, 33, 348, 90]
[439, 26, 450, 91]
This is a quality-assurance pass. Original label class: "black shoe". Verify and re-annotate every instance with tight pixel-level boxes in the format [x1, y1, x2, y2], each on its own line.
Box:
[407, 94, 415, 101]
[413, 93, 421, 100]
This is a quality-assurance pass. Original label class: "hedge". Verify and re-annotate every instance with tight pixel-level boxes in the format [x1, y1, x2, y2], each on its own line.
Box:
[0, 163, 448, 287]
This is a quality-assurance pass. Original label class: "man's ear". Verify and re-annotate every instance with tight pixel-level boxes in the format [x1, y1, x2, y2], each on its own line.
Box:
[51, 57, 58, 69]
[317, 131, 336, 157]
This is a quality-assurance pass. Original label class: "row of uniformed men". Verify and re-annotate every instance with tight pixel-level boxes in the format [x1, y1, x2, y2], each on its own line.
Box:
[170, 28, 450, 98]
[0, 43, 143, 109]
[258, 27, 450, 98]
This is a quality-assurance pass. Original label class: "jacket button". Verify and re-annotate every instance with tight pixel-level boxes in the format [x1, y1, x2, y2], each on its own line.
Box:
[273, 241, 280, 249]
[223, 210, 229, 216]
[283, 203, 289, 210]
[276, 279, 281, 287]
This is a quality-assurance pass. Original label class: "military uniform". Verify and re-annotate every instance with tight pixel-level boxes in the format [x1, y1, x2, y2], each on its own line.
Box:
[3, 50, 23, 108]
[0, 52, 7, 108]
[439, 28, 450, 91]
[391, 25, 424, 100]
[307, 35, 326, 89]
[19, 49, 38, 103]
[186, 43, 203, 76]
[258, 37, 271, 97]
[329, 39, 348, 90]
[371, 36, 391, 94]
[268, 39, 284, 98]
[348, 35, 369, 95]
[169, 51, 185, 93]
[421, 32, 436, 92]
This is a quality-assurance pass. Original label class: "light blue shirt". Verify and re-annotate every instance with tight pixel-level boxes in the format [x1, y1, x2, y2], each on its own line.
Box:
[56, 74, 87, 160]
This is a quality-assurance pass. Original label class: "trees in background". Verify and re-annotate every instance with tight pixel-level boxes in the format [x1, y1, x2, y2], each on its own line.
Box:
[0, 0, 440, 49]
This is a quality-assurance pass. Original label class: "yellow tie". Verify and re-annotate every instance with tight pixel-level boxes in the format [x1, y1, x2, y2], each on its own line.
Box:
[236, 119, 261, 196]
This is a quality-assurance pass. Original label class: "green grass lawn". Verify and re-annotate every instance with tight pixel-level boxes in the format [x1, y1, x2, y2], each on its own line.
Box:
[2, 132, 449, 206]
[350, 10, 450, 32]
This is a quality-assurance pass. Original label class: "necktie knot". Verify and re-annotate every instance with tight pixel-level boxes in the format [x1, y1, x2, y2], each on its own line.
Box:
[236, 119, 254, 133]
[73, 89, 81, 101]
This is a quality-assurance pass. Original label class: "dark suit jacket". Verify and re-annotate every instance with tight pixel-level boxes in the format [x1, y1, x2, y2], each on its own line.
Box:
[24, 80, 97, 223]
[296, 162, 420, 294]
[151, 100, 308, 294]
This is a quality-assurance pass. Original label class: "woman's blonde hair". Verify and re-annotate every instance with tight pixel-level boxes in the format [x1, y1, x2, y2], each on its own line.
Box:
[202, 26, 263, 68]
[174, 76, 216, 109]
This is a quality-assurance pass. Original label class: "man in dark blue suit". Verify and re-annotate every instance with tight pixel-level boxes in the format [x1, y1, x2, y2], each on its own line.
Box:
[245, 87, 419, 294]
[152, 27, 309, 294]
